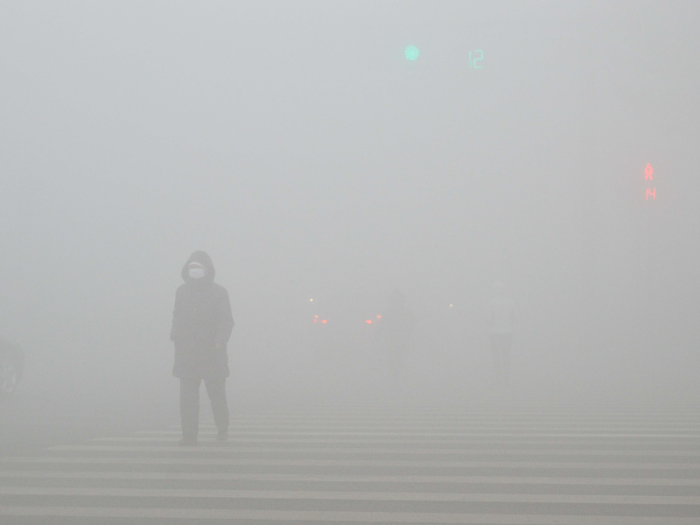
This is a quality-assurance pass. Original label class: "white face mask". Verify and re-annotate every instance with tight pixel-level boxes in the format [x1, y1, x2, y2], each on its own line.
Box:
[188, 267, 206, 280]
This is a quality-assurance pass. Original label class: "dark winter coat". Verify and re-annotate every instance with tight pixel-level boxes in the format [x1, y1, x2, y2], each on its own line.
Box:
[170, 251, 234, 379]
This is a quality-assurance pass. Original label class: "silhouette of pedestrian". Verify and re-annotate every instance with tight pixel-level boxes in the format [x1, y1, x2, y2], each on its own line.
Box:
[487, 282, 515, 387]
[377, 289, 415, 383]
[170, 251, 234, 446]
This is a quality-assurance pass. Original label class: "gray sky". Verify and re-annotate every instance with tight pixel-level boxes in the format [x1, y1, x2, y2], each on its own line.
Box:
[1, 1, 699, 407]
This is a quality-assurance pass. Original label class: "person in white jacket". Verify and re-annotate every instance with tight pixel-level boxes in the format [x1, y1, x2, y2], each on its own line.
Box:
[486, 282, 515, 386]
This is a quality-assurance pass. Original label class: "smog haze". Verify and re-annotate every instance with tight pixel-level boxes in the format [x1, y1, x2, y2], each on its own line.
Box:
[1, 1, 699, 443]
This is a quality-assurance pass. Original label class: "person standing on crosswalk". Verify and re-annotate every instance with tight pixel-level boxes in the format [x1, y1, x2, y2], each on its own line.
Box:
[170, 251, 234, 446]
[486, 281, 515, 387]
[377, 289, 416, 384]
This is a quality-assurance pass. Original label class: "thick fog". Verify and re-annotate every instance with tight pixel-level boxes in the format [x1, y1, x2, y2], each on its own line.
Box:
[1, 1, 699, 436]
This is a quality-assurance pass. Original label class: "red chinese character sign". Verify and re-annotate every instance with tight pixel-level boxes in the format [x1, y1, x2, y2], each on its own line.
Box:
[645, 164, 655, 200]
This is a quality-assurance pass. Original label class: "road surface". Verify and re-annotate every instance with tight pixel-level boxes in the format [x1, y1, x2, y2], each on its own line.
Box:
[1, 406, 700, 523]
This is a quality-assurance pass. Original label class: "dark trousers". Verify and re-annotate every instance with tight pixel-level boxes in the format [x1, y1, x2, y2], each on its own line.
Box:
[179, 377, 229, 439]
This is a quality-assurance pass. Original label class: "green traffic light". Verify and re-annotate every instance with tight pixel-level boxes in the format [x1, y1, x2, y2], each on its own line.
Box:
[405, 45, 419, 61]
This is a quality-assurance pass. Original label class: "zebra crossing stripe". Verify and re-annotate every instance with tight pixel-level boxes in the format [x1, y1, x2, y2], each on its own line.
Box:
[1, 471, 699, 485]
[4, 456, 700, 469]
[0, 506, 698, 524]
[1, 486, 700, 504]
[46, 444, 700, 457]
[169, 429, 700, 438]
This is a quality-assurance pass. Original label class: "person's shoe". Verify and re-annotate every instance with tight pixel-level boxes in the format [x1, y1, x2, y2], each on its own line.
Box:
[179, 437, 197, 447]
[216, 431, 228, 442]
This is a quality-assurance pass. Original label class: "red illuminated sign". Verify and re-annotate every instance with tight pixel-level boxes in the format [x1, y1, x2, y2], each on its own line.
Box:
[645, 164, 655, 200]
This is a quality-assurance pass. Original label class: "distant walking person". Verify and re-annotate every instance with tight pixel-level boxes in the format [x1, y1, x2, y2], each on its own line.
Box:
[170, 251, 234, 446]
[487, 282, 515, 387]
[377, 289, 415, 383]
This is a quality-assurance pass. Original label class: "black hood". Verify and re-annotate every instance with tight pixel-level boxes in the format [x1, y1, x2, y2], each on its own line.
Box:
[181, 250, 216, 283]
